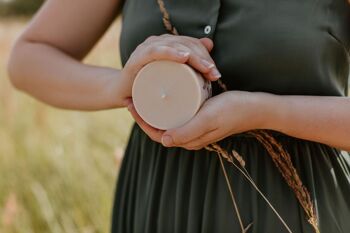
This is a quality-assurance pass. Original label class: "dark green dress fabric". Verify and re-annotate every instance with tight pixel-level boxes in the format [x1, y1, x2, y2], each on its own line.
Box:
[111, 0, 350, 232]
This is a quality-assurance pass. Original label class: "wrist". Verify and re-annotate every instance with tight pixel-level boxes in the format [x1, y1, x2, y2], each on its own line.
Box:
[224, 91, 275, 131]
[102, 68, 126, 108]
[249, 92, 287, 131]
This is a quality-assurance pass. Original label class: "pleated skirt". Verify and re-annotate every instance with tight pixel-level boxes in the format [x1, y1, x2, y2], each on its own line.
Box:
[111, 122, 350, 233]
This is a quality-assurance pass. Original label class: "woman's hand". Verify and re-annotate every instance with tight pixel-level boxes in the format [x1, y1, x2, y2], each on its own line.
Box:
[126, 91, 269, 150]
[118, 34, 222, 106]
[125, 97, 166, 144]
[160, 91, 268, 150]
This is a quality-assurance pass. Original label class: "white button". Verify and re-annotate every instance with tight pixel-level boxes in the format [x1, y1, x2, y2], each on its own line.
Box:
[204, 25, 212, 34]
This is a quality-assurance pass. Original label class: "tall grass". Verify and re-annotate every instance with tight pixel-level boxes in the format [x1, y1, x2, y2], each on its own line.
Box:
[0, 17, 133, 233]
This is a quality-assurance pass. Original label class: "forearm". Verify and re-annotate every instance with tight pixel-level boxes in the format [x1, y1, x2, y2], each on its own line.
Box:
[257, 92, 350, 151]
[7, 40, 127, 111]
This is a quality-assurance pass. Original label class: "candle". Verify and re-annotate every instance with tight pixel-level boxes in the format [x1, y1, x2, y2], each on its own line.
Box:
[132, 60, 212, 130]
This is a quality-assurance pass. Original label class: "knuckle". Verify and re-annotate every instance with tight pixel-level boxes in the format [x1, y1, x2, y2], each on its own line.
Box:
[148, 45, 175, 58]
[145, 35, 157, 43]
[160, 33, 172, 38]
[134, 44, 146, 55]
[136, 42, 146, 50]
[159, 46, 174, 55]
[146, 46, 160, 56]
[128, 50, 139, 62]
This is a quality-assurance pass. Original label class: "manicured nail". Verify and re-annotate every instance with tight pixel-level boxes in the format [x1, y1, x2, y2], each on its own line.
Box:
[178, 51, 190, 57]
[210, 68, 222, 79]
[162, 135, 174, 147]
[201, 59, 215, 69]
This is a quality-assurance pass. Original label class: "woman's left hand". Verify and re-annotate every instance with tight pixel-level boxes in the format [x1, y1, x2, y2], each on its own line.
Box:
[125, 91, 269, 150]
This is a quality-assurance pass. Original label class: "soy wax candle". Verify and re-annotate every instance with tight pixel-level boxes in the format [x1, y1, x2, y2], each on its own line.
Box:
[132, 60, 212, 130]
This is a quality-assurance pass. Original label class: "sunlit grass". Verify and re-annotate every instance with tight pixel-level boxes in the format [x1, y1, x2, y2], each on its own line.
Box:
[0, 17, 133, 233]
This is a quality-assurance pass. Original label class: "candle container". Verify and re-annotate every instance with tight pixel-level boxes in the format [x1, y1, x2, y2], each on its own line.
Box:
[132, 60, 212, 130]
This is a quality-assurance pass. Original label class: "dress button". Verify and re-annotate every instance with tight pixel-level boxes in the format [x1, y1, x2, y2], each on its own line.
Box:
[204, 25, 212, 34]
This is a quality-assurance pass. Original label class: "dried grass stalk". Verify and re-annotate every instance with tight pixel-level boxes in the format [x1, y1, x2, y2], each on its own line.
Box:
[216, 152, 252, 232]
[247, 130, 320, 233]
[156, 1, 320, 232]
[156, 0, 179, 35]
[206, 144, 293, 233]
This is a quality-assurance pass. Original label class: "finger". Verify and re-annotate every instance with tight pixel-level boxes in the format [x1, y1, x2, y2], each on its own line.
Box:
[124, 45, 191, 77]
[123, 97, 133, 107]
[161, 112, 217, 147]
[196, 38, 222, 80]
[178, 39, 221, 81]
[158, 37, 221, 81]
[199, 37, 214, 52]
[150, 35, 214, 64]
[155, 40, 219, 81]
[186, 54, 221, 81]
[127, 103, 164, 143]
[181, 130, 230, 150]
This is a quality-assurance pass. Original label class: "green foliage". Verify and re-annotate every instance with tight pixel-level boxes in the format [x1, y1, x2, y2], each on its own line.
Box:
[0, 0, 45, 16]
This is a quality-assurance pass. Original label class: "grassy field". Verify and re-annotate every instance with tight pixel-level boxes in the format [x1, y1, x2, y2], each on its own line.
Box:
[0, 17, 133, 233]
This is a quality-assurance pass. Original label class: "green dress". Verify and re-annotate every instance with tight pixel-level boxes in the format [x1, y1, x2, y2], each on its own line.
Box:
[111, 0, 350, 232]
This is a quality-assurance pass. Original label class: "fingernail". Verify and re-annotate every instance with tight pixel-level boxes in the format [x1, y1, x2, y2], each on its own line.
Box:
[201, 59, 215, 69]
[210, 68, 222, 79]
[178, 51, 190, 57]
[162, 135, 174, 147]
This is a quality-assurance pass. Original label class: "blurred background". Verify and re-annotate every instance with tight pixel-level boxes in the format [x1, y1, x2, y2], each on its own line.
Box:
[1, 1, 350, 233]
[0, 1, 133, 232]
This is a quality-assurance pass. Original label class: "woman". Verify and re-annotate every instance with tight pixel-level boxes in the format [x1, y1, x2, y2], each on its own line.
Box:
[7, 0, 350, 232]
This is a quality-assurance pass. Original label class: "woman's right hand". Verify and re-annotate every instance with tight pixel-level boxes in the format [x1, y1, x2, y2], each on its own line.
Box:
[119, 34, 222, 106]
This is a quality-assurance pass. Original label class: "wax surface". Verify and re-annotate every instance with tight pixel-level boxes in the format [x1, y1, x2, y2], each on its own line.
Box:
[132, 61, 211, 130]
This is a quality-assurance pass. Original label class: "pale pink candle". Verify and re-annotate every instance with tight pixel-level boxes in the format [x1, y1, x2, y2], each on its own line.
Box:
[132, 60, 212, 130]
